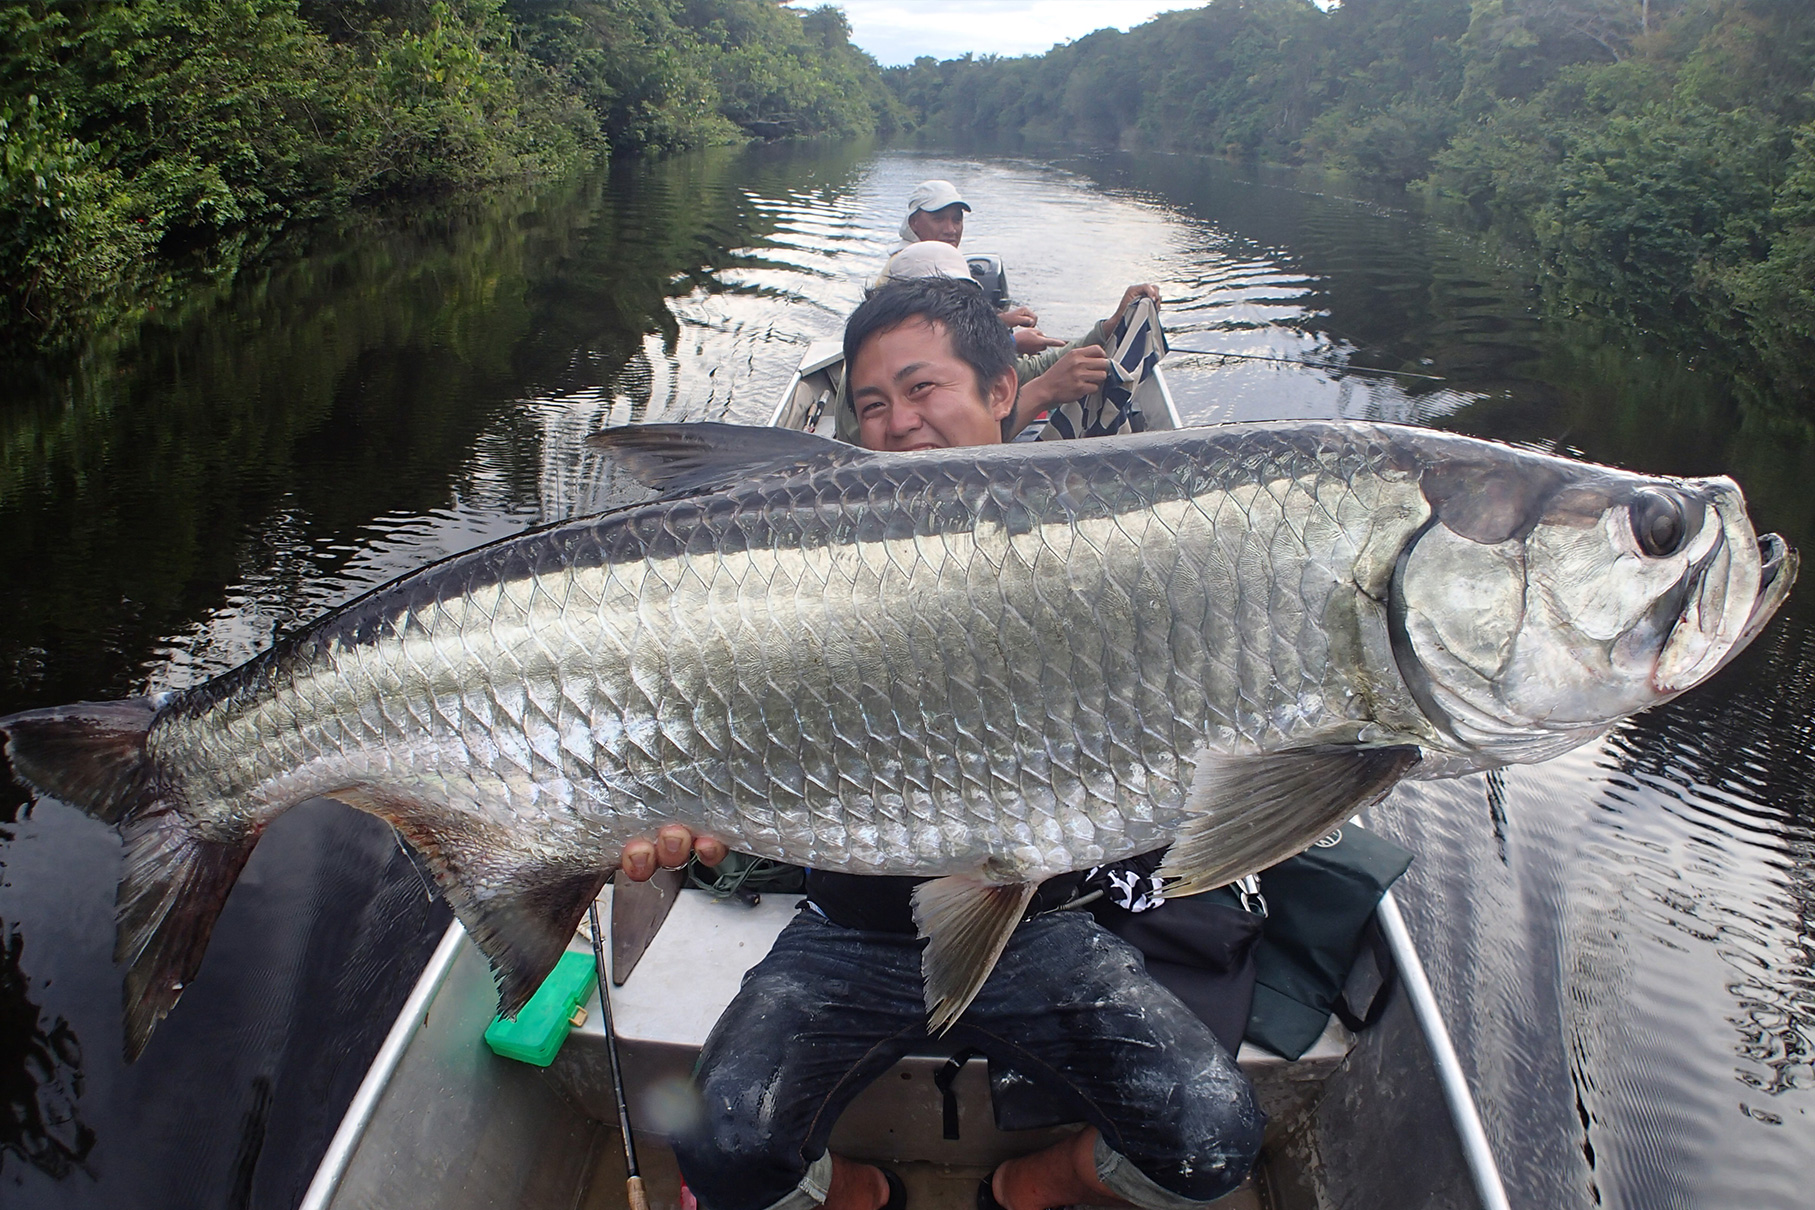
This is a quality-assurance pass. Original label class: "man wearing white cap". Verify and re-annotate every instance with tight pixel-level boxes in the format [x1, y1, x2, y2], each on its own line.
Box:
[889, 179, 971, 254]
[886, 180, 1051, 348]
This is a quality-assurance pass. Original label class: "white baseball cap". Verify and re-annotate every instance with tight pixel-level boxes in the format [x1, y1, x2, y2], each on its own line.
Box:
[876, 240, 981, 288]
[899, 180, 970, 240]
[906, 179, 969, 215]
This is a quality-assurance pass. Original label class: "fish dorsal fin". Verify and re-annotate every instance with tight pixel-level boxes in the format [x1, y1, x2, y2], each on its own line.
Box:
[912, 873, 1039, 1032]
[585, 422, 870, 497]
[326, 786, 609, 1017]
[1157, 745, 1421, 896]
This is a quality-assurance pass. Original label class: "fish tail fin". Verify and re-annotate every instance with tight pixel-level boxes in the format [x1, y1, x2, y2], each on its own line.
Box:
[0, 698, 164, 824]
[0, 697, 260, 1061]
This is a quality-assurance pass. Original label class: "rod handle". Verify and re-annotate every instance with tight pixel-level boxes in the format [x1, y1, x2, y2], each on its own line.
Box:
[626, 1174, 650, 1210]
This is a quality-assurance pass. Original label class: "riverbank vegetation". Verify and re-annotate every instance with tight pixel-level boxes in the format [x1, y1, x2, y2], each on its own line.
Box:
[889, 0, 1815, 400]
[0, 0, 899, 353]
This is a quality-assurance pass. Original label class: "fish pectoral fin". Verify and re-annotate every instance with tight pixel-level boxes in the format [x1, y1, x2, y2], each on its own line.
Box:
[911, 873, 1039, 1033]
[585, 422, 871, 497]
[1157, 745, 1422, 896]
[325, 786, 608, 1018]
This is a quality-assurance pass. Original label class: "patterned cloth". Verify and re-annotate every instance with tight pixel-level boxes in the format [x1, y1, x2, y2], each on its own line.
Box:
[1039, 297, 1168, 440]
[1085, 847, 1168, 913]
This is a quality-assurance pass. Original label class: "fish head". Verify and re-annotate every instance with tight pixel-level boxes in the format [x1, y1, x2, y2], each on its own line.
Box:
[1391, 455, 1796, 767]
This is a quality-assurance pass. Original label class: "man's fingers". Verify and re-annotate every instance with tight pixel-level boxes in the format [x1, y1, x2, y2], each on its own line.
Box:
[621, 827, 728, 880]
[621, 838, 656, 882]
[656, 824, 694, 868]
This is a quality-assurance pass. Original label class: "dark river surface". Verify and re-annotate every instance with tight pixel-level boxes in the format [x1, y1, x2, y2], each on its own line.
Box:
[3, 142, 1813, 1210]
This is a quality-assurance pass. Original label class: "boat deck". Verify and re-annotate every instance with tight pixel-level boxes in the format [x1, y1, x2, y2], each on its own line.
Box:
[310, 882, 1435, 1210]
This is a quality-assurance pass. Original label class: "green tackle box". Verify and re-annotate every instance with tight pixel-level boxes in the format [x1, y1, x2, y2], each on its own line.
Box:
[483, 950, 599, 1067]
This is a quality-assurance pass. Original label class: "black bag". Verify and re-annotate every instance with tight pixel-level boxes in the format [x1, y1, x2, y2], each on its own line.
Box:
[979, 827, 1412, 1134]
[1094, 825, 1414, 1062]
[1099, 887, 1264, 1056]
[1244, 824, 1413, 1059]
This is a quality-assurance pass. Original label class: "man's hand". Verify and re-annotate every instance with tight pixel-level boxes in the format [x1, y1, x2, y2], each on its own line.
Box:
[1006, 345, 1111, 438]
[999, 304, 1039, 328]
[1031, 344, 1111, 403]
[1109, 283, 1161, 325]
[619, 823, 727, 882]
[1014, 326, 1066, 355]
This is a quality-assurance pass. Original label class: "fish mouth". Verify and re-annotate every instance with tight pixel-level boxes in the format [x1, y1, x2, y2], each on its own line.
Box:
[1741, 532, 1797, 647]
[1654, 487, 1797, 694]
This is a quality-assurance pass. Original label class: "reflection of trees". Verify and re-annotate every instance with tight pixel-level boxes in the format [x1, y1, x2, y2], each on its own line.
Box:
[1071, 151, 1553, 389]
[1071, 150, 1815, 568]
[0, 921, 93, 1180]
[0, 140, 876, 719]
[1604, 608, 1815, 1100]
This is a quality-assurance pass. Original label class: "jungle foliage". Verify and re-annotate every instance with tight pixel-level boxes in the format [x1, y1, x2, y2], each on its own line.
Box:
[0, 0, 899, 351]
[890, 0, 1815, 398]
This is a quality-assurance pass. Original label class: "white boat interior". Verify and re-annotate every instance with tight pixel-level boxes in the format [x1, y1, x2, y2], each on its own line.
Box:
[304, 881, 1496, 1210]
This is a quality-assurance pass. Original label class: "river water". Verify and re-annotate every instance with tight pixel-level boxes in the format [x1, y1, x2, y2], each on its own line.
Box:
[2, 142, 1811, 1210]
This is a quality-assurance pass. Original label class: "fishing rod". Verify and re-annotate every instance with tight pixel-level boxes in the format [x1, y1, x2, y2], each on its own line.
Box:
[587, 899, 650, 1210]
[1167, 347, 1446, 382]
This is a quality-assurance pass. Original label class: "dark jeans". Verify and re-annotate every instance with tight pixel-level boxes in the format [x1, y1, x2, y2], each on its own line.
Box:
[672, 907, 1265, 1210]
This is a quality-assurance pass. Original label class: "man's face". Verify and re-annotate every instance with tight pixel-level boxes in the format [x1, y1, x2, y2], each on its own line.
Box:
[850, 318, 1014, 452]
[906, 204, 965, 247]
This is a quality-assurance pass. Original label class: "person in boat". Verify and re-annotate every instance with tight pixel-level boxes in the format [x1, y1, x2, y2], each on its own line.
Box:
[842, 239, 1162, 446]
[621, 278, 1265, 1210]
[885, 179, 1053, 353]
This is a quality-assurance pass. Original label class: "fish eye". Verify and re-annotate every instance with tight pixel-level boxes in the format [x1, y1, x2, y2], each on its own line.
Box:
[1630, 490, 1687, 557]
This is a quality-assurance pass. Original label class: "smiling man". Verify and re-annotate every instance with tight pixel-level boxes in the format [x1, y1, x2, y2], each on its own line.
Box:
[847, 274, 1019, 451]
[653, 275, 1267, 1210]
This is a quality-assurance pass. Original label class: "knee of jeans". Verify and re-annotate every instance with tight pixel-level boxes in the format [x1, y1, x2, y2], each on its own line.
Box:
[671, 1064, 808, 1209]
[1120, 1076, 1266, 1203]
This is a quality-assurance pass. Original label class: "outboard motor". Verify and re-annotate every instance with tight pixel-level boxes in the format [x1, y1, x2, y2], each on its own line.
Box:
[966, 254, 1011, 311]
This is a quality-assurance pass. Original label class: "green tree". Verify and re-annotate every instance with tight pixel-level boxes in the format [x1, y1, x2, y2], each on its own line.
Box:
[0, 0, 901, 352]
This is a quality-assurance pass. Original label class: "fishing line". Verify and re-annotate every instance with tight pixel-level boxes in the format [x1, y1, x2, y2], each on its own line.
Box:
[1167, 348, 1446, 381]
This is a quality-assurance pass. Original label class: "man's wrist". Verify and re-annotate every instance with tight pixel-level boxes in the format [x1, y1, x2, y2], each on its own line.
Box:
[1017, 378, 1052, 418]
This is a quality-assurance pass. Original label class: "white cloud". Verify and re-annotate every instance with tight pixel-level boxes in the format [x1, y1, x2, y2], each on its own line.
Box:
[791, 1, 1212, 67]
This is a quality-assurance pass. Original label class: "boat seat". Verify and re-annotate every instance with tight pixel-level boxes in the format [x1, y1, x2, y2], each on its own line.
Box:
[545, 886, 1353, 1165]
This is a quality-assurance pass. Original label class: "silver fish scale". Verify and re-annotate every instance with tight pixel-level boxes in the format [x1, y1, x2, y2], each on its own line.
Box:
[149, 425, 1433, 878]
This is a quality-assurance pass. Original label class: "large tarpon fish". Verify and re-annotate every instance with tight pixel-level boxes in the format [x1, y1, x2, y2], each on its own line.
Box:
[0, 421, 1796, 1058]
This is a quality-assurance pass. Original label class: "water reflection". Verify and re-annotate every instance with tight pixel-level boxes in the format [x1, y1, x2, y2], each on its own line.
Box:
[0, 921, 94, 1180]
[1, 142, 1812, 1208]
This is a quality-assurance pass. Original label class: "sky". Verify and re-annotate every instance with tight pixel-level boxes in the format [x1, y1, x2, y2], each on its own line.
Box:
[790, 1, 1215, 67]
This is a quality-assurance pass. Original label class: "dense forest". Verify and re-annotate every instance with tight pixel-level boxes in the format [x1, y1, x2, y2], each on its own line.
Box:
[0, 0, 900, 352]
[888, 0, 1815, 400]
[10, 0, 1815, 399]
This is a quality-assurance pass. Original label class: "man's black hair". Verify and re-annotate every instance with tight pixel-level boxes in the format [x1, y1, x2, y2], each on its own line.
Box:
[842, 276, 1015, 400]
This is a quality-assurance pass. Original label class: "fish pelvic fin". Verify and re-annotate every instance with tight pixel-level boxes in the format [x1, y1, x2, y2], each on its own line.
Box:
[586, 422, 870, 497]
[912, 873, 1039, 1033]
[0, 698, 164, 825]
[1157, 745, 1422, 896]
[329, 786, 609, 1018]
[0, 697, 254, 1063]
